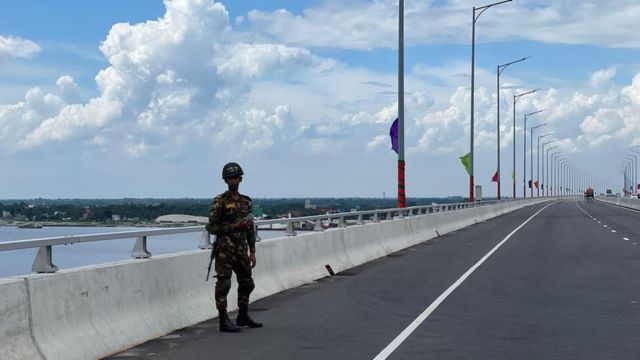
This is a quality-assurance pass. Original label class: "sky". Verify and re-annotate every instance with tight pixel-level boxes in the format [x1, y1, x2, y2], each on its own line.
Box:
[1, 0, 639, 199]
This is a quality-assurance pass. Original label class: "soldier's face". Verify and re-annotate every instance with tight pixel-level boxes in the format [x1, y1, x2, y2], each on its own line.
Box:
[225, 176, 241, 190]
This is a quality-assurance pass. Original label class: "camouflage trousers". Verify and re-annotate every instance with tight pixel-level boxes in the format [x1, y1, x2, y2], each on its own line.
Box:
[214, 235, 255, 311]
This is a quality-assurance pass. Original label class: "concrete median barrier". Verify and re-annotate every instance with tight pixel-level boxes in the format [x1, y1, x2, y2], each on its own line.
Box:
[0, 278, 42, 360]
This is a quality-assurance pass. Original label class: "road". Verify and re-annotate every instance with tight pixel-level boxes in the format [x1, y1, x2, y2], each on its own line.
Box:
[108, 199, 640, 360]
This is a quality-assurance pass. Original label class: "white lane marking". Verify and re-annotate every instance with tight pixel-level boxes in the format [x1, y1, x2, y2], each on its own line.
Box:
[611, 230, 617, 233]
[633, 243, 638, 245]
[598, 221, 602, 224]
[604, 225, 608, 228]
[372, 202, 557, 360]
[623, 238, 630, 241]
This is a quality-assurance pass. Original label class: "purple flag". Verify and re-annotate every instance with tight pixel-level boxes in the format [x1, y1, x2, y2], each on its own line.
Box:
[389, 118, 398, 154]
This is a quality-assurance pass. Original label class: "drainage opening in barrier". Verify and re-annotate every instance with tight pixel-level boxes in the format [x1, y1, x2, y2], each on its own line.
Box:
[325, 264, 335, 276]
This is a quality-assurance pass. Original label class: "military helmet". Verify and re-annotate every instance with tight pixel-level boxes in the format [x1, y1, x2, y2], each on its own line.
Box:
[222, 162, 244, 179]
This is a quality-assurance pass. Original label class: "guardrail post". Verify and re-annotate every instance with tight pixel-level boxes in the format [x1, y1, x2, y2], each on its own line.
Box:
[286, 221, 297, 236]
[32, 246, 58, 273]
[386, 211, 392, 220]
[373, 212, 379, 222]
[132, 236, 151, 259]
[338, 216, 346, 228]
[198, 230, 212, 249]
[314, 219, 323, 231]
[357, 214, 364, 225]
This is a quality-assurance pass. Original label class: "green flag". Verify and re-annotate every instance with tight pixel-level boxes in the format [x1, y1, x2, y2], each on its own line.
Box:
[459, 153, 471, 175]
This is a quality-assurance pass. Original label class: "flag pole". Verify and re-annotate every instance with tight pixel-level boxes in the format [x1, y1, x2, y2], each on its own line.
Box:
[398, 0, 406, 208]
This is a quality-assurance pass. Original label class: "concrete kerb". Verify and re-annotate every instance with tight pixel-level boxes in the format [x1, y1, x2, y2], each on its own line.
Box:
[0, 278, 42, 360]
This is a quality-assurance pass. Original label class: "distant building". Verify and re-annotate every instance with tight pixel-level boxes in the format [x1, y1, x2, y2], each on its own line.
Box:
[2, 211, 10, 218]
[304, 200, 317, 210]
[111, 214, 121, 221]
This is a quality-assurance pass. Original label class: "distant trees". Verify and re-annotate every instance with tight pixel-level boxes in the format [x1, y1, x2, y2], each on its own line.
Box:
[0, 196, 466, 223]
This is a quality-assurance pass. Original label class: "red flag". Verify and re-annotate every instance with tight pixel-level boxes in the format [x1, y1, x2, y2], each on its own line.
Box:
[534, 180, 539, 189]
[491, 170, 498, 182]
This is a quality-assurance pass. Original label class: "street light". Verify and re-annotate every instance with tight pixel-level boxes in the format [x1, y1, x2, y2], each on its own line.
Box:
[512, 90, 538, 198]
[545, 146, 559, 196]
[397, 0, 406, 208]
[530, 124, 548, 197]
[624, 155, 635, 194]
[553, 155, 566, 196]
[496, 56, 530, 200]
[523, 109, 543, 197]
[537, 135, 553, 197]
[559, 159, 569, 196]
[470, 0, 513, 202]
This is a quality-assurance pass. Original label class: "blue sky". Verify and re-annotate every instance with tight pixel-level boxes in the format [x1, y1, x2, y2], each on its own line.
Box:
[1, 0, 639, 199]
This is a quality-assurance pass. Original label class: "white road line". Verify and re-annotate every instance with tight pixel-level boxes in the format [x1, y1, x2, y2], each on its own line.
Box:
[372, 202, 557, 360]
[611, 230, 616, 233]
[604, 225, 608, 228]
[623, 238, 630, 241]
[598, 221, 602, 224]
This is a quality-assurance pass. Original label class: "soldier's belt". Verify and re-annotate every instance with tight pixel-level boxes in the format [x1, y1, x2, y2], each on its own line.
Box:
[221, 232, 246, 239]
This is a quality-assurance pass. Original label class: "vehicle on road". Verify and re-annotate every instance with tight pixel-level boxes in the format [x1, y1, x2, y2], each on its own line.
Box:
[584, 187, 594, 200]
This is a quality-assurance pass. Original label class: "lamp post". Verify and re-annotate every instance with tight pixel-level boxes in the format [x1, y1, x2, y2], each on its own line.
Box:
[559, 159, 568, 196]
[632, 149, 640, 193]
[628, 151, 639, 194]
[624, 155, 635, 195]
[496, 56, 529, 200]
[550, 153, 560, 196]
[553, 154, 565, 196]
[537, 135, 552, 197]
[546, 146, 559, 196]
[397, 0, 406, 208]
[529, 123, 548, 197]
[513, 90, 538, 198]
[522, 109, 543, 197]
[470, 0, 513, 202]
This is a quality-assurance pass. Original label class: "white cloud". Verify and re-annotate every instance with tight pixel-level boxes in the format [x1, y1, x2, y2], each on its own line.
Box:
[0, 35, 41, 60]
[367, 134, 388, 152]
[246, 0, 640, 50]
[590, 68, 617, 89]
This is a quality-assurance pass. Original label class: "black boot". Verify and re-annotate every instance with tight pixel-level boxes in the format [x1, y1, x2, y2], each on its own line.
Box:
[219, 310, 242, 333]
[236, 305, 263, 328]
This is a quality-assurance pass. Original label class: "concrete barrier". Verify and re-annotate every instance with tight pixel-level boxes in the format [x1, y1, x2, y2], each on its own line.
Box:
[27, 252, 217, 360]
[0, 278, 41, 360]
[596, 196, 640, 210]
[1, 198, 553, 360]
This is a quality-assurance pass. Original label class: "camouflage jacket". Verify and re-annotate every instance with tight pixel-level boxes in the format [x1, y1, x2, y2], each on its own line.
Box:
[206, 191, 256, 253]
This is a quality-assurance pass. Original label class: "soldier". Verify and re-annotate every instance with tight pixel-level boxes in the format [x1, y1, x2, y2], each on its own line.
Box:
[206, 162, 263, 332]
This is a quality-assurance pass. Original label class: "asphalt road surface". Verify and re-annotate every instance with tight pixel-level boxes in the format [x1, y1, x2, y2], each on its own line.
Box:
[108, 199, 640, 360]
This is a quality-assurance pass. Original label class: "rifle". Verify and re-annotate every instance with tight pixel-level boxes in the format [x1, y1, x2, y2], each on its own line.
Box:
[205, 237, 218, 282]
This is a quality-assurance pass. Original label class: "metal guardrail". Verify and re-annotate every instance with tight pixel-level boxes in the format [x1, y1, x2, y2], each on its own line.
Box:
[0, 198, 522, 274]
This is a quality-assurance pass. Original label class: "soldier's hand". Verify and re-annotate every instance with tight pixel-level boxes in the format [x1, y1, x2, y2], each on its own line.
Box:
[234, 218, 253, 231]
[249, 252, 257, 268]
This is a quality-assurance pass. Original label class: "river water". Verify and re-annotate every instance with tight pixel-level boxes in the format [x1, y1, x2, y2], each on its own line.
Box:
[0, 226, 289, 278]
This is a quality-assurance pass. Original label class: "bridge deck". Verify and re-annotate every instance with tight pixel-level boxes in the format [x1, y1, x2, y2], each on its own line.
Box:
[108, 199, 640, 359]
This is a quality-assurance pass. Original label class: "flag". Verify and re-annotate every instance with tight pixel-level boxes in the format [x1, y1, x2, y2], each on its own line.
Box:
[389, 118, 399, 154]
[541, 183, 544, 190]
[459, 153, 471, 175]
[528, 179, 532, 189]
[491, 170, 498, 182]
[534, 180, 539, 189]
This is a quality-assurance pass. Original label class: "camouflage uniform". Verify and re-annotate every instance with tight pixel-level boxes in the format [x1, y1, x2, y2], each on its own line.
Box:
[206, 191, 257, 311]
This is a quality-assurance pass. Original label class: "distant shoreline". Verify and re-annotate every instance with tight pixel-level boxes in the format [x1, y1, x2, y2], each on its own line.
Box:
[0, 221, 186, 228]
